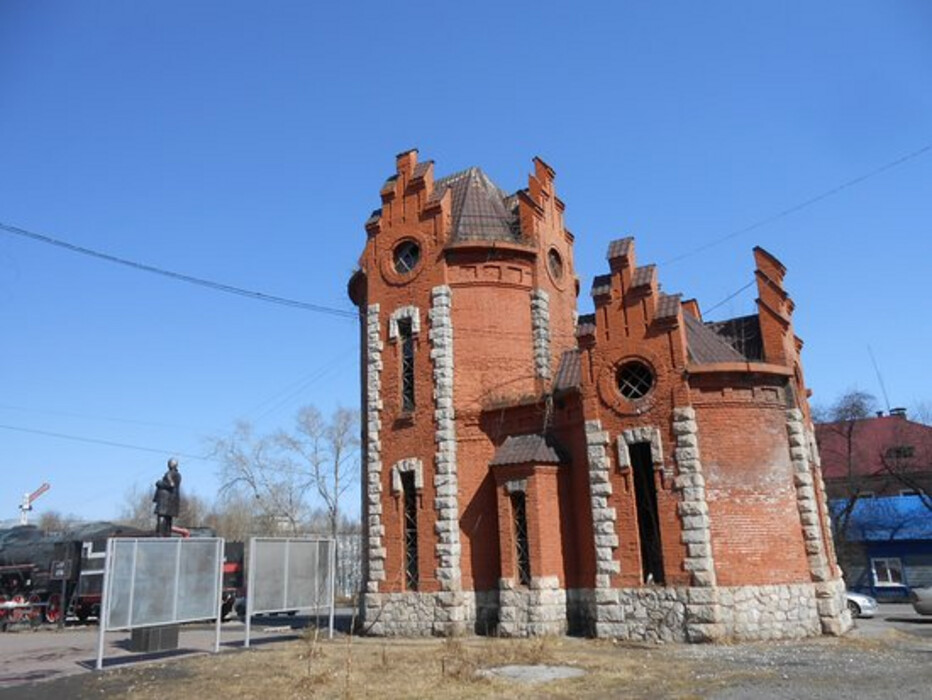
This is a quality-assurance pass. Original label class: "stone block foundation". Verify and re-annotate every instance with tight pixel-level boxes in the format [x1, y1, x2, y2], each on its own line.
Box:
[362, 580, 849, 641]
[573, 581, 849, 643]
[498, 576, 567, 637]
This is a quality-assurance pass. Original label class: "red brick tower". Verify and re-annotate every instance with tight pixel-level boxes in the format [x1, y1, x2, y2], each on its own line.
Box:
[349, 151, 577, 634]
[349, 152, 850, 640]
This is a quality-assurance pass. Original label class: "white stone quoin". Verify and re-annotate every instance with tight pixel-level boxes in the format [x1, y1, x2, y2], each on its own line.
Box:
[364, 304, 385, 592]
[429, 285, 466, 633]
[530, 288, 552, 380]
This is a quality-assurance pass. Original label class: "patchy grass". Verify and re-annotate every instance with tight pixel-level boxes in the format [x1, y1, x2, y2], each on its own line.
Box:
[75, 631, 926, 700]
[80, 635, 712, 699]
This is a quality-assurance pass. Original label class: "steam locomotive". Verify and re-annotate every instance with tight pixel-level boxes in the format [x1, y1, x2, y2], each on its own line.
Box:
[0, 523, 244, 627]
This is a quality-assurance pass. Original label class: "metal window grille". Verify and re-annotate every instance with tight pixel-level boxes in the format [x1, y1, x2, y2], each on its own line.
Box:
[393, 241, 420, 274]
[402, 471, 419, 590]
[616, 361, 654, 399]
[547, 249, 563, 279]
[511, 492, 531, 586]
[400, 319, 415, 412]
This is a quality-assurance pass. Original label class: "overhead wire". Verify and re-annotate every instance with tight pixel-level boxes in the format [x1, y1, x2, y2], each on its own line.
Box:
[0, 402, 191, 431]
[0, 221, 359, 319]
[702, 280, 757, 316]
[5, 140, 931, 315]
[250, 351, 358, 423]
[6, 140, 930, 490]
[0, 422, 206, 460]
[660, 141, 932, 266]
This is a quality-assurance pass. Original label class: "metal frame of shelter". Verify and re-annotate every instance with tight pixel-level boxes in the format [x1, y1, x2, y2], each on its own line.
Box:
[95, 537, 225, 670]
[243, 536, 336, 648]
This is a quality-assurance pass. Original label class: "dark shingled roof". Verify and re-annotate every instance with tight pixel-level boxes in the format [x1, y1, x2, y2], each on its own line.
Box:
[683, 314, 746, 364]
[429, 167, 520, 243]
[553, 349, 581, 392]
[490, 434, 563, 466]
[606, 237, 633, 260]
[655, 293, 682, 319]
[576, 313, 596, 337]
[590, 274, 612, 297]
[705, 315, 764, 361]
[631, 265, 655, 288]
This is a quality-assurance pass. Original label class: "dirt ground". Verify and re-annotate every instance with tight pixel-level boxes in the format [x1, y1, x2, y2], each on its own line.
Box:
[2, 608, 932, 699]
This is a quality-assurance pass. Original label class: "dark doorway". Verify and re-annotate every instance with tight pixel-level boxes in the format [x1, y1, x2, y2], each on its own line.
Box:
[630, 442, 665, 584]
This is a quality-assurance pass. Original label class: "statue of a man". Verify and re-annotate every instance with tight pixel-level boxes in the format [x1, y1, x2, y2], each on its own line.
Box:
[153, 458, 182, 537]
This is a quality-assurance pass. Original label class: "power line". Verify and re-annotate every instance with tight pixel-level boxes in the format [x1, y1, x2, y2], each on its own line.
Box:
[0, 221, 358, 319]
[0, 402, 190, 431]
[248, 350, 357, 423]
[661, 141, 932, 266]
[0, 422, 206, 460]
[703, 280, 757, 316]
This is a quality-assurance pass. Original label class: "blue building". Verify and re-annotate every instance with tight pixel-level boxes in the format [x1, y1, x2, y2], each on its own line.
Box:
[831, 495, 932, 600]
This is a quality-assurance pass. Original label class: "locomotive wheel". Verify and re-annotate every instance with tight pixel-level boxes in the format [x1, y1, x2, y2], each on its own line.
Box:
[9, 595, 26, 623]
[44, 593, 62, 624]
[27, 594, 42, 624]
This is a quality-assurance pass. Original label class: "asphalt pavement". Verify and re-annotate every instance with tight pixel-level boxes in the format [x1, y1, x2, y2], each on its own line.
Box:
[851, 602, 932, 639]
[0, 611, 348, 692]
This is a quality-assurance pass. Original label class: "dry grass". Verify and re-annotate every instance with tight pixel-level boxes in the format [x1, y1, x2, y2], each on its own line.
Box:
[81, 631, 903, 700]
[86, 634, 694, 700]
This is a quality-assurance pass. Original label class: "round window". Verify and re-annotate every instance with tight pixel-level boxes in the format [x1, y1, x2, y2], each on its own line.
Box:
[393, 241, 421, 275]
[547, 248, 564, 280]
[616, 361, 654, 400]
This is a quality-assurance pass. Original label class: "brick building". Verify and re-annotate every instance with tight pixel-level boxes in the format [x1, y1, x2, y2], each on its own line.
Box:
[817, 411, 932, 599]
[817, 410, 932, 500]
[347, 151, 850, 641]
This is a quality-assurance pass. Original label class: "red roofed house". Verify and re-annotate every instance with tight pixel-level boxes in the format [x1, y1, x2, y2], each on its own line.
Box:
[817, 411, 932, 597]
[348, 151, 851, 641]
[817, 410, 932, 501]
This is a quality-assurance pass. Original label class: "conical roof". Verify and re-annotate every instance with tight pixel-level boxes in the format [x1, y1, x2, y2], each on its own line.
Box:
[431, 167, 521, 243]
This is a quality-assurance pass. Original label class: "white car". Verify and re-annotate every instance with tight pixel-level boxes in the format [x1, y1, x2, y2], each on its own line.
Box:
[846, 591, 878, 618]
[910, 586, 932, 616]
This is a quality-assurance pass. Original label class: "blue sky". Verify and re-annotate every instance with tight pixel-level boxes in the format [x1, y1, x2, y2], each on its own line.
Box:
[1, 1, 930, 523]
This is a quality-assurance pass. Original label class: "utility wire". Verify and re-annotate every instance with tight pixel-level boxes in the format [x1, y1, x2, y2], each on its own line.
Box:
[0, 221, 358, 319]
[0, 422, 206, 460]
[0, 402, 190, 431]
[661, 141, 932, 266]
[703, 280, 757, 316]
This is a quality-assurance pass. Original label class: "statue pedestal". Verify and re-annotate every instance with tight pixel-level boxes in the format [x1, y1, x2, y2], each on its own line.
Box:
[130, 624, 179, 652]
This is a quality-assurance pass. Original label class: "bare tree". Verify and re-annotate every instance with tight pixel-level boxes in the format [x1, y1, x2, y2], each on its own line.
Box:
[817, 392, 932, 537]
[213, 407, 359, 537]
[277, 406, 360, 538]
[176, 492, 210, 530]
[876, 404, 932, 511]
[815, 390, 879, 540]
[37, 510, 79, 535]
[812, 390, 877, 424]
[204, 493, 267, 541]
[118, 482, 212, 532]
[119, 484, 155, 530]
[213, 421, 311, 535]
[848, 494, 929, 540]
